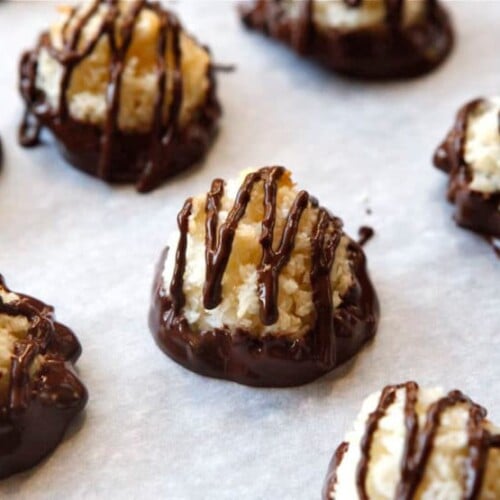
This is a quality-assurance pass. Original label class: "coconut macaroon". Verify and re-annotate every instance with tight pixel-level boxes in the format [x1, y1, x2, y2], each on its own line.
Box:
[434, 98, 500, 240]
[240, 0, 453, 79]
[19, 0, 221, 192]
[0, 276, 87, 479]
[150, 167, 379, 387]
[323, 381, 500, 500]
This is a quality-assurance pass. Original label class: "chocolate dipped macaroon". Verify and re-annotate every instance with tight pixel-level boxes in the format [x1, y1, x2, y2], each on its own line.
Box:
[0, 276, 87, 479]
[240, 0, 453, 79]
[19, 0, 221, 193]
[434, 98, 500, 240]
[150, 167, 379, 387]
[323, 381, 500, 499]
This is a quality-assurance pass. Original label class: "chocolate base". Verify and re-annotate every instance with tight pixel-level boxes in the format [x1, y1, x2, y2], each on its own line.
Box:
[434, 100, 500, 238]
[240, 1, 453, 79]
[0, 276, 87, 479]
[149, 241, 379, 388]
[19, 43, 221, 193]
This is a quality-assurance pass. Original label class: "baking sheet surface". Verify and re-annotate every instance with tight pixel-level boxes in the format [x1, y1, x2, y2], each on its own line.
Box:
[0, 1, 499, 498]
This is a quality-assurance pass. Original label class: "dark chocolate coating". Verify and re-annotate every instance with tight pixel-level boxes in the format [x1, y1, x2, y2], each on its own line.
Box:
[239, 0, 453, 79]
[0, 276, 87, 479]
[323, 382, 500, 499]
[18, 0, 221, 193]
[434, 99, 500, 239]
[150, 239, 379, 388]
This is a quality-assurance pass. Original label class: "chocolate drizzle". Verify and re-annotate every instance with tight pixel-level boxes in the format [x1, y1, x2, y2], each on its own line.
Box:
[170, 198, 193, 315]
[310, 206, 342, 365]
[356, 383, 399, 499]
[358, 226, 374, 247]
[0, 275, 87, 478]
[396, 381, 420, 499]
[434, 98, 500, 245]
[258, 170, 310, 325]
[240, 0, 453, 79]
[137, 9, 184, 192]
[172, 166, 341, 340]
[322, 441, 350, 499]
[324, 382, 500, 499]
[150, 167, 379, 387]
[18, 0, 220, 192]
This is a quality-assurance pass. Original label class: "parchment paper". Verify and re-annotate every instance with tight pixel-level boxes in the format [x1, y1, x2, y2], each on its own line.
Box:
[0, 1, 499, 498]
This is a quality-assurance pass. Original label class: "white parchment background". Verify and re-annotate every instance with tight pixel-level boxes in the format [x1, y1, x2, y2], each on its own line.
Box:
[0, 1, 498, 498]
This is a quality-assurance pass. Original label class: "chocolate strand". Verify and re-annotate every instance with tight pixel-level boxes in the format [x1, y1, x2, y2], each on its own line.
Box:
[169, 198, 193, 315]
[404, 391, 475, 497]
[398, 386, 495, 499]
[58, 0, 102, 120]
[19, 48, 44, 147]
[202, 169, 264, 310]
[137, 9, 184, 191]
[9, 342, 38, 412]
[395, 381, 420, 499]
[258, 168, 310, 325]
[291, 0, 314, 54]
[463, 404, 490, 499]
[61, 6, 77, 43]
[322, 441, 350, 499]
[99, 0, 145, 179]
[259, 190, 309, 325]
[135, 8, 169, 189]
[356, 384, 399, 499]
[310, 209, 342, 362]
[204, 178, 226, 305]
